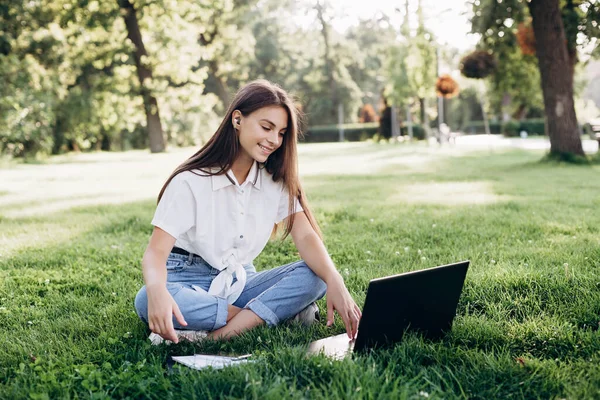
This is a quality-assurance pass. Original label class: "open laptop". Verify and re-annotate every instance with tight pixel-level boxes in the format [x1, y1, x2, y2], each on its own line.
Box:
[307, 260, 470, 360]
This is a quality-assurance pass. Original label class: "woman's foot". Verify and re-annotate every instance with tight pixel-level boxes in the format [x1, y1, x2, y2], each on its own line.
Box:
[288, 302, 320, 326]
[149, 329, 208, 345]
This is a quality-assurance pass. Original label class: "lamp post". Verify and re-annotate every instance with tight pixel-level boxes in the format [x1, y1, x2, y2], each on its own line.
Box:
[436, 46, 444, 131]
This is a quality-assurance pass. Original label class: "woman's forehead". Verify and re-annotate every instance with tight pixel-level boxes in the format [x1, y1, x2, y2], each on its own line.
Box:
[251, 106, 288, 127]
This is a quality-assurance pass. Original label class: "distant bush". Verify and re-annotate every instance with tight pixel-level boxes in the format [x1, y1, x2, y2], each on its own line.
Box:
[518, 119, 545, 135]
[302, 123, 379, 142]
[502, 120, 520, 137]
[400, 124, 426, 140]
[464, 118, 548, 136]
[462, 121, 503, 135]
[302, 122, 426, 143]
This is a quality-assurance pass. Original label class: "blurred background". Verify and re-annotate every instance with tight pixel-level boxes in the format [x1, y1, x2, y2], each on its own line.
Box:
[1, 0, 599, 158]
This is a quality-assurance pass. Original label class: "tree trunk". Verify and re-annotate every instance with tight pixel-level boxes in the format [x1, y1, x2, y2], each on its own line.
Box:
[316, 1, 337, 124]
[207, 60, 231, 112]
[528, 0, 584, 156]
[51, 109, 67, 155]
[513, 103, 529, 121]
[119, 0, 165, 153]
[418, 97, 426, 125]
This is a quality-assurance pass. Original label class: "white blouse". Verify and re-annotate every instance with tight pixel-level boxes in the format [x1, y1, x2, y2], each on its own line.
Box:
[151, 161, 302, 304]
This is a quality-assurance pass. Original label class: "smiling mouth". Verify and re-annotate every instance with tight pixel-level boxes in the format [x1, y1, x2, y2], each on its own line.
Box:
[258, 144, 274, 152]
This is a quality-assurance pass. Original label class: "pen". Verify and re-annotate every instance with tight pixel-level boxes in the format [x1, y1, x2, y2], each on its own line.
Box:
[231, 354, 252, 361]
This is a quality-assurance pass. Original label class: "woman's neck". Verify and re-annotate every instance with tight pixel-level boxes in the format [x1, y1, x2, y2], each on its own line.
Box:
[230, 156, 253, 185]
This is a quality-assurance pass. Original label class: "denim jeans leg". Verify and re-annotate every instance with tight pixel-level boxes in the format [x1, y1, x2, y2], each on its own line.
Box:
[233, 260, 327, 326]
[133, 253, 229, 331]
[134, 283, 228, 331]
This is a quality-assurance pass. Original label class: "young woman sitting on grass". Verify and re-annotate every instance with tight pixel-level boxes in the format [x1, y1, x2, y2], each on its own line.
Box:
[134, 79, 362, 344]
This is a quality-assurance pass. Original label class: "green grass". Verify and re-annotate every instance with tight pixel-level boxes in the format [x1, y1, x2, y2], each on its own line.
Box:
[1, 143, 600, 399]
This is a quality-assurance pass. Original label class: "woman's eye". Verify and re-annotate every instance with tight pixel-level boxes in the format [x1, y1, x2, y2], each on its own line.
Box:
[279, 132, 286, 136]
[262, 126, 270, 131]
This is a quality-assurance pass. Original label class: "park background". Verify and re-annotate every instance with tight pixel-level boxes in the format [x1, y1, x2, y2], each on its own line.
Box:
[1, 0, 599, 158]
[1, 0, 600, 398]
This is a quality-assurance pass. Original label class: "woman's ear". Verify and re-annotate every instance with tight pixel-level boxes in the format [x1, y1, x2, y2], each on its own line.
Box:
[232, 110, 242, 129]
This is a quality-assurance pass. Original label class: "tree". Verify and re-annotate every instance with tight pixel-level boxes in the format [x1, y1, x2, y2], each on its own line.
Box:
[345, 15, 396, 113]
[386, 1, 436, 117]
[0, 0, 216, 157]
[314, 0, 337, 123]
[527, 0, 583, 156]
[119, 0, 165, 153]
[469, 0, 600, 158]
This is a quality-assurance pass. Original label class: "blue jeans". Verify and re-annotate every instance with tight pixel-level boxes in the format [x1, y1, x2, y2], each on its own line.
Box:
[134, 252, 327, 331]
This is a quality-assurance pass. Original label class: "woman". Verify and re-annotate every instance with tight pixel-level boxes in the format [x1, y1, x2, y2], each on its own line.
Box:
[134, 79, 361, 344]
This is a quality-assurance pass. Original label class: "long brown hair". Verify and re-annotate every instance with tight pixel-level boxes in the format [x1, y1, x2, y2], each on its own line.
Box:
[158, 79, 321, 239]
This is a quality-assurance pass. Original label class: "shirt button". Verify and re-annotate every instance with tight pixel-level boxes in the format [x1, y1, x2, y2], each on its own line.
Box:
[240, 235, 244, 239]
[240, 212, 244, 215]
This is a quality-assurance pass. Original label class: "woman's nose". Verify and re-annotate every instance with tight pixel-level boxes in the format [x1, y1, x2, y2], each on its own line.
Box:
[267, 131, 280, 146]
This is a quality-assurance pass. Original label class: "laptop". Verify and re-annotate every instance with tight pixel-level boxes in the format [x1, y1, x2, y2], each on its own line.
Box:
[307, 260, 470, 360]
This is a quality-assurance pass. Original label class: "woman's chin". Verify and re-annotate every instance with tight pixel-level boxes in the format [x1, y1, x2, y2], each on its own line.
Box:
[253, 153, 269, 163]
[254, 150, 271, 162]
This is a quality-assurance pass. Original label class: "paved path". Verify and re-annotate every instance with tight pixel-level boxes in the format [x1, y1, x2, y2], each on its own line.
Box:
[453, 134, 599, 154]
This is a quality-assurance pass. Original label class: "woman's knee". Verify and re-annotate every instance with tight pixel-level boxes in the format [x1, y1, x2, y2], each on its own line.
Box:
[134, 286, 149, 322]
[298, 262, 327, 299]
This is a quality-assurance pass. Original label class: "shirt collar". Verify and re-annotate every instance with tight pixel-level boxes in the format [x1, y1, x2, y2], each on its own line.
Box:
[211, 161, 262, 191]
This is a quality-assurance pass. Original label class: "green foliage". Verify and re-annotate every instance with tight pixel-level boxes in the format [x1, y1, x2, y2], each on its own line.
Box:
[2, 0, 393, 156]
[385, 1, 437, 110]
[446, 86, 484, 131]
[0, 0, 226, 157]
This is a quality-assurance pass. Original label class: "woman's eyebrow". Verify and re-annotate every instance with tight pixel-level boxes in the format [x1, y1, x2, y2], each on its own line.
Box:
[260, 119, 287, 130]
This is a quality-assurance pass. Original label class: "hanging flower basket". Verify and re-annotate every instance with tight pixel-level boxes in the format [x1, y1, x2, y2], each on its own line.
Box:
[459, 50, 497, 79]
[435, 75, 460, 98]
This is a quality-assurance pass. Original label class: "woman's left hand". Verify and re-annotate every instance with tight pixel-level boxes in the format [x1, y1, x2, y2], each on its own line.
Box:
[325, 273, 362, 339]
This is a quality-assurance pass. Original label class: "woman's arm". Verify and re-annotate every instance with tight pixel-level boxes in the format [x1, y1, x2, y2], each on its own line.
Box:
[289, 212, 362, 339]
[142, 227, 188, 343]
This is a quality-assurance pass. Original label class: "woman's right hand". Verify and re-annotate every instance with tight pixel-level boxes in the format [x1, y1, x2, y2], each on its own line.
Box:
[146, 285, 187, 343]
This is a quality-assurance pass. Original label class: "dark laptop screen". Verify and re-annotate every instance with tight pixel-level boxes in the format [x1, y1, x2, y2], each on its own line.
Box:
[354, 261, 470, 353]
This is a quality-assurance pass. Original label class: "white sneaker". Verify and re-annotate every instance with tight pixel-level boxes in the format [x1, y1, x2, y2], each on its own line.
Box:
[148, 329, 208, 345]
[289, 302, 320, 327]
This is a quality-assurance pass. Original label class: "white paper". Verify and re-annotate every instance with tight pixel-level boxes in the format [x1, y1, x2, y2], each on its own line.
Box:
[171, 354, 253, 370]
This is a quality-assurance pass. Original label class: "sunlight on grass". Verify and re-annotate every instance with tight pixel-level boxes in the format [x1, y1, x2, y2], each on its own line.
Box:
[0, 147, 194, 218]
[391, 181, 511, 206]
[298, 142, 472, 176]
[0, 142, 449, 219]
[0, 221, 88, 258]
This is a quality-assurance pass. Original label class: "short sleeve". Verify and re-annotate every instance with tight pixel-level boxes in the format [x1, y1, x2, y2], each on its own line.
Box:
[275, 185, 304, 224]
[151, 174, 197, 239]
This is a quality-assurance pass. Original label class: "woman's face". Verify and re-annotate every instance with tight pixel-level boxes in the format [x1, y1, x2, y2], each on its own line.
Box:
[234, 105, 288, 164]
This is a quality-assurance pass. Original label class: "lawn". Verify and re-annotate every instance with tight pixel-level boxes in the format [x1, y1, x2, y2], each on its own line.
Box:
[1, 142, 599, 399]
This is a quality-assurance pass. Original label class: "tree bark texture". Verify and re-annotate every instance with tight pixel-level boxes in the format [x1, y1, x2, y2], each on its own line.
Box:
[119, 0, 165, 153]
[528, 0, 584, 156]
